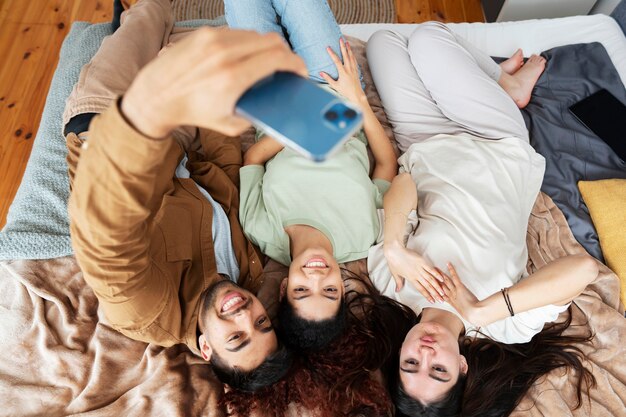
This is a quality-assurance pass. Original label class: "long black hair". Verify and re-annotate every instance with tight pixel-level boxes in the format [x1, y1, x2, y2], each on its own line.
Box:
[392, 305, 596, 417]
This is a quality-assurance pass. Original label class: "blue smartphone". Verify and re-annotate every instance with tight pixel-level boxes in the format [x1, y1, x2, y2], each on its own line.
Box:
[236, 71, 363, 162]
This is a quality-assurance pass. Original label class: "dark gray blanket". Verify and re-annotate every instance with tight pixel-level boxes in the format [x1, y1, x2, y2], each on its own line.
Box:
[520, 42, 626, 261]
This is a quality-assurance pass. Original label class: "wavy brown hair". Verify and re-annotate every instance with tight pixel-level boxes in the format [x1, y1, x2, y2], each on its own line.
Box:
[222, 269, 417, 417]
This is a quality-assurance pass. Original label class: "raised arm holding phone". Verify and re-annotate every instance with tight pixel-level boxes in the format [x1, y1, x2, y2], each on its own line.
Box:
[64, 0, 307, 395]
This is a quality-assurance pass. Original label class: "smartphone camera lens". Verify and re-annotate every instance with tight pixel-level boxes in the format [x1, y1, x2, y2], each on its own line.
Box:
[325, 110, 339, 121]
[344, 109, 357, 119]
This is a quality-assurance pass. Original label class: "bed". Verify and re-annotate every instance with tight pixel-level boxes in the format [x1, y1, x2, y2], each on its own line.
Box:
[0, 14, 625, 417]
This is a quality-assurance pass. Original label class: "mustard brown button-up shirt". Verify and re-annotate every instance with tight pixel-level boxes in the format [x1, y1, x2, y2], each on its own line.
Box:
[68, 102, 264, 356]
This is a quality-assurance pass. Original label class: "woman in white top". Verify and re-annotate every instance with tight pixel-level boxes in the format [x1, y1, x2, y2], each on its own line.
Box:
[366, 23, 598, 416]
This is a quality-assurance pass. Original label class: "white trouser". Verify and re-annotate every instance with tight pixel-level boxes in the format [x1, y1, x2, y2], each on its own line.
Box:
[367, 22, 529, 152]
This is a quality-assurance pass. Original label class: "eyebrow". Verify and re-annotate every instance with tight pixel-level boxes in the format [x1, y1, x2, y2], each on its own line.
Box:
[226, 325, 274, 352]
[226, 339, 251, 353]
[429, 374, 451, 383]
[293, 294, 339, 301]
[400, 368, 451, 383]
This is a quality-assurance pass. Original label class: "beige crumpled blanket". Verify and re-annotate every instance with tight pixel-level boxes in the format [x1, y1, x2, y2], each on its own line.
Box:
[1, 36, 624, 417]
[0, 256, 224, 417]
[1, 193, 623, 417]
[511, 193, 626, 417]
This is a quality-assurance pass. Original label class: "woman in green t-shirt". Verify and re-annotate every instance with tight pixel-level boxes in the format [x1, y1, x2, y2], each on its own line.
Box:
[230, 2, 397, 351]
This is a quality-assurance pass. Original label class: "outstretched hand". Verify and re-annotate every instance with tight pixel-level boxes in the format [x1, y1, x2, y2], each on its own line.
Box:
[121, 28, 308, 139]
[319, 38, 365, 105]
[384, 242, 446, 303]
[439, 263, 484, 326]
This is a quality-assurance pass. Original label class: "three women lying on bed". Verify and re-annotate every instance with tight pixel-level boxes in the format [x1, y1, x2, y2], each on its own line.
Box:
[64, 0, 599, 416]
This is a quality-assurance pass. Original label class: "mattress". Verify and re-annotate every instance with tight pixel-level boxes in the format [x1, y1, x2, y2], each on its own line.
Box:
[341, 14, 626, 88]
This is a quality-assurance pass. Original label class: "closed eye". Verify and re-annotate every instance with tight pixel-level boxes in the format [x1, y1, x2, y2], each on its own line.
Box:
[228, 333, 242, 343]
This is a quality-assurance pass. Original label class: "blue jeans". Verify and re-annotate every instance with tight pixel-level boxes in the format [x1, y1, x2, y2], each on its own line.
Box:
[225, 0, 362, 84]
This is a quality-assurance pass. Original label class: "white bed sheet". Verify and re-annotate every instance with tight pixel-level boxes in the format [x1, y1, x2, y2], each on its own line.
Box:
[341, 14, 626, 87]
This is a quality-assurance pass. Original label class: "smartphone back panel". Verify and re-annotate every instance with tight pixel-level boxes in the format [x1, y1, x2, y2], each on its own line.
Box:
[236, 72, 363, 161]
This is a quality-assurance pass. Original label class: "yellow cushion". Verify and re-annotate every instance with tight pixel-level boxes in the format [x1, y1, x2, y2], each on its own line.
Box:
[578, 179, 626, 306]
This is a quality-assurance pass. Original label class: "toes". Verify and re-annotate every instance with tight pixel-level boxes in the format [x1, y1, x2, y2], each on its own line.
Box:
[530, 54, 546, 64]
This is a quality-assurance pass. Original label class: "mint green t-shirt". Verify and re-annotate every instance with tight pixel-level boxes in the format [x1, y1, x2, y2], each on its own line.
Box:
[240, 133, 390, 266]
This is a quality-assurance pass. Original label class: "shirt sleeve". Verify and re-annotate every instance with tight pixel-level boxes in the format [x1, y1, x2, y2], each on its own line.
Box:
[239, 165, 275, 250]
[69, 101, 179, 332]
[354, 129, 368, 146]
[373, 178, 391, 209]
[255, 127, 267, 142]
[469, 303, 570, 344]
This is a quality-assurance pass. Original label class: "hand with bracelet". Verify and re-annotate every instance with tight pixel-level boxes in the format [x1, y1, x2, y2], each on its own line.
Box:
[439, 256, 598, 328]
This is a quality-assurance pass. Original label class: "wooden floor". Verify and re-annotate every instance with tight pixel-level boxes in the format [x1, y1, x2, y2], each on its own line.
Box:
[0, 0, 484, 228]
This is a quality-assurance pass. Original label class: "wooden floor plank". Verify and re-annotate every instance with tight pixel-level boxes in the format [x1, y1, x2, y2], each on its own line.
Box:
[0, 0, 112, 228]
[443, 0, 468, 22]
[396, 0, 484, 24]
[428, 0, 448, 22]
[463, 0, 486, 22]
[395, 0, 432, 24]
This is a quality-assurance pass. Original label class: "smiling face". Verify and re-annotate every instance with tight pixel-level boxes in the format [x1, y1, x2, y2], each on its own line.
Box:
[399, 321, 468, 404]
[198, 281, 278, 372]
[285, 248, 343, 321]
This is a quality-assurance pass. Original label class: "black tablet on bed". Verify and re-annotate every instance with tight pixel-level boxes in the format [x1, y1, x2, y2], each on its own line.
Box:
[569, 89, 626, 161]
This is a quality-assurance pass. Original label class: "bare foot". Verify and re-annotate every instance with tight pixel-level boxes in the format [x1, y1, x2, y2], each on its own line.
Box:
[499, 49, 524, 75]
[499, 54, 546, 108]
